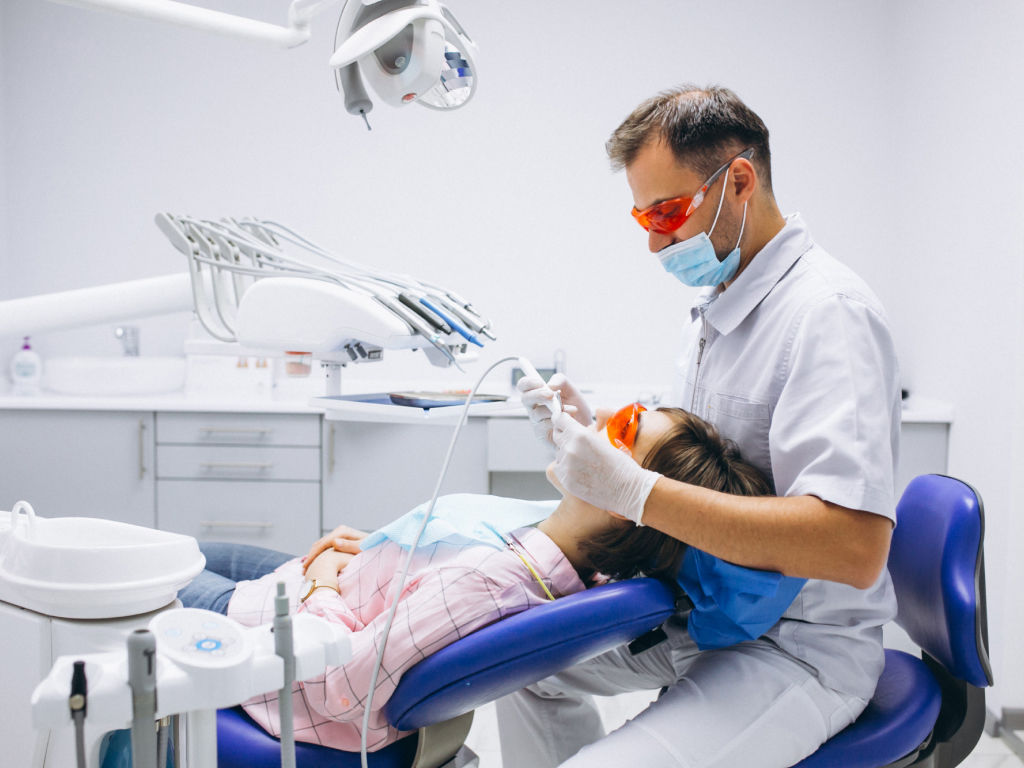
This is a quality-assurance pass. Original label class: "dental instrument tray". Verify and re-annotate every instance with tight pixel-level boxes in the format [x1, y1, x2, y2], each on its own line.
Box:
[328, 391, 507, 409]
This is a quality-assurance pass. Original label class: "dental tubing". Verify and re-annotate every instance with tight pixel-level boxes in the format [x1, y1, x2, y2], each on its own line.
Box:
[69, 661, 88, 768]
[359, 355, 535, 768]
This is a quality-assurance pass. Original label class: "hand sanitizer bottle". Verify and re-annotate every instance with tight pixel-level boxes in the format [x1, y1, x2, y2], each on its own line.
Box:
[10, 337, 42, 395]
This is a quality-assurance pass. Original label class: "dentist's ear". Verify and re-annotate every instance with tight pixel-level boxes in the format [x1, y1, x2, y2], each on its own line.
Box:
[728, 155, 758, 204]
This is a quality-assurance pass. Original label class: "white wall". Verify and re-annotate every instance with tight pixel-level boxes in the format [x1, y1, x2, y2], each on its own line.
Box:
[886, 1, 1024, 714]
[0, 0, 896, 382]
[0, 5, 8, 298]
[2, 0, 1022, 708]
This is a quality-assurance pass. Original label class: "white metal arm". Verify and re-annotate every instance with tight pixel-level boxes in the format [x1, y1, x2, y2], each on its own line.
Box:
[45, 0, 340, 48]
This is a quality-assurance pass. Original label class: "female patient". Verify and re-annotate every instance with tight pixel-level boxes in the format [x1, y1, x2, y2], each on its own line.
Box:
[179, 406, 771, 752]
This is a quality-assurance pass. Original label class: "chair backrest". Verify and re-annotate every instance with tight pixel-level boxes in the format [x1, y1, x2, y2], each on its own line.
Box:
[384, 577, 676, 730]
[890, 475, 992, 688]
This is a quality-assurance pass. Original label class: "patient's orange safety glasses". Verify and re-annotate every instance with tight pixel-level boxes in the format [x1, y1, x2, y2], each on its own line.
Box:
[631, 148, 754, 235]
[606, 402, 647, 451]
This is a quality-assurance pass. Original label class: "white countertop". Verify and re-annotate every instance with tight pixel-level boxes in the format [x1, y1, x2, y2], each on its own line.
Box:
[0, 389, 954, 424]
[0, 391, 323, 414]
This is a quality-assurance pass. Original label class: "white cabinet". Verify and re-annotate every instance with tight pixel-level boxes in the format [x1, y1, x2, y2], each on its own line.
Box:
[487, 417, 561, 500]
[896, 422, 949, 497]
[0, 410, 155, 526]
[155, 412, 321, 554]
[322, 418, 490, 534]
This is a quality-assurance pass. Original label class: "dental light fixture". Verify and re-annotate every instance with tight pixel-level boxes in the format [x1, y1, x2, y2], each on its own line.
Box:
[44, 0, 476, 128]
[330, 0, 477, 129]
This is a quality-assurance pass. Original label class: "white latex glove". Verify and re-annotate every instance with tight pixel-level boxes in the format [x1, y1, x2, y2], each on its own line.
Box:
[550, 411, 661, 525]
[517, 372, 594, 444]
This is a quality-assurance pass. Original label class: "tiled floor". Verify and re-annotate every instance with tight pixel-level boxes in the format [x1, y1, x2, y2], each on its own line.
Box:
[964, 732, 1024, 768]
[463, 695, 1024, 767]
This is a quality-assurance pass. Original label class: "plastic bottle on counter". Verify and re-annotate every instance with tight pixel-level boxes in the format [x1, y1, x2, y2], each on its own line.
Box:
[10, 337, 42, 395]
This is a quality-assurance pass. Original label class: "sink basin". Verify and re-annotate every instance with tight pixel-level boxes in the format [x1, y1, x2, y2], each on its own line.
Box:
[43, 356, 186, 396]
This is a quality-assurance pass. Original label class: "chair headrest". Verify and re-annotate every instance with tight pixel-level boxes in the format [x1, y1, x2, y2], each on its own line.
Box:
[890, 475, 992, 687]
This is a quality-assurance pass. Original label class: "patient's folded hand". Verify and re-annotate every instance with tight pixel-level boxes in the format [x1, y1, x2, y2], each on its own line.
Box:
[302, 525, 368, 575]
[304, 548, 356, 585]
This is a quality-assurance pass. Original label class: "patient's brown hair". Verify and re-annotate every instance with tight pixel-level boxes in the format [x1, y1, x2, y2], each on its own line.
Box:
[579, 408, 772, 583]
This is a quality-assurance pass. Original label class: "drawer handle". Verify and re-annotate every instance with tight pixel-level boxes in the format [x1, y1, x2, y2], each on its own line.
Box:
[199, 462, 273, 472]
[199, 520, 273, 529]
[198, 427, 272, 438]
[138, 419, 148, 479]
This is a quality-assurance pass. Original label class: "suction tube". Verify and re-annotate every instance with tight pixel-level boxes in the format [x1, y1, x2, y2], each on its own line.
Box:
[359, 355, 522, 768]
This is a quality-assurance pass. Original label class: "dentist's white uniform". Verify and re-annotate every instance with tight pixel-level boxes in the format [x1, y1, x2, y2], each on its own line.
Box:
[498, 215, 901, 768]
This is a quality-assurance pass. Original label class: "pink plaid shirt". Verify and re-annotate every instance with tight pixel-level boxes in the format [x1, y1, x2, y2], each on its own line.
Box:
[227, 526, 584, 751]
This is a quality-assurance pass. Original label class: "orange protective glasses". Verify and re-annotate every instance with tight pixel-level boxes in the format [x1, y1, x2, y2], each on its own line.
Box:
[631, 148, 754, 235]
[606, 402, 647, 452]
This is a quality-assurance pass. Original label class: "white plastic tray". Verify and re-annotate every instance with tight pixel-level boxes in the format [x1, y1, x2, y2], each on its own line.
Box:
[0, 502, 204, 619]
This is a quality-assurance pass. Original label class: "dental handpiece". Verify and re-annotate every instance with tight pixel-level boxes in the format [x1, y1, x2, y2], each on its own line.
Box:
[518, 357, 562, 416]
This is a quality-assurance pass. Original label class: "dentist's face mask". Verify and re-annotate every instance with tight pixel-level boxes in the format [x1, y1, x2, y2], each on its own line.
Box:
[657, 166, 747, 288]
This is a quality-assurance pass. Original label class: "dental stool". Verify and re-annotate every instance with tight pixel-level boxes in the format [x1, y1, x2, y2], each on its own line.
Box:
[792, 474, 992, 768]
[216, 577, 677, 767]
[217, 473, 990, 768]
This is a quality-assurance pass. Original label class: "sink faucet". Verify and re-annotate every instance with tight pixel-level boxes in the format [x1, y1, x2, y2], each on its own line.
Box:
[114, 326, 140, 357]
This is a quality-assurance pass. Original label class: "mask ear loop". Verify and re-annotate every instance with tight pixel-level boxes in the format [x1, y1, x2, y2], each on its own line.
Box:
[735, 200, 747, 250]
[708, 166, 748, 255]
[706, 167, 730, 236]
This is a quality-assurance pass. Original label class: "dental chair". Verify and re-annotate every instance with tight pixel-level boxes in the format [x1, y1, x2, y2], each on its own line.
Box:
[216, 577, 677, 767]
[217, 473, 991, 768]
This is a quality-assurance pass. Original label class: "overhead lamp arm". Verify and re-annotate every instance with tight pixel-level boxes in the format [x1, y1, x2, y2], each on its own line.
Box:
[46, 0, 341, 48]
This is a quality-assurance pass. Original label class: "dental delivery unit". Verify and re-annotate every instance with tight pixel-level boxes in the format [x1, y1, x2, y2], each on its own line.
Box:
[155, 213, 495, 386]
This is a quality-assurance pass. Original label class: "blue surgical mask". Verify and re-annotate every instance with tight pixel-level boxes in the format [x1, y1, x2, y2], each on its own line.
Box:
[657, 169, 747, 288]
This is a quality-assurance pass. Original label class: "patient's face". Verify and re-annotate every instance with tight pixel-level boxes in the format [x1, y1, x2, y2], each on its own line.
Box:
[545, 409, 673, 493]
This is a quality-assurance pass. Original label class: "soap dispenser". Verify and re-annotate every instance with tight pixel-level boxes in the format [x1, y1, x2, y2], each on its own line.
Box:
[10, 337, 42, 395]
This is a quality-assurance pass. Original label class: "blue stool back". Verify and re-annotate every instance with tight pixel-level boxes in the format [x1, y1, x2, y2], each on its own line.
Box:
[793, 474, 992, 768]
[889, 475, 991, 688]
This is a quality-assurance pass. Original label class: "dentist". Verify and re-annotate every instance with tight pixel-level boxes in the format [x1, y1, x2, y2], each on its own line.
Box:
[503, 85, 902, 768]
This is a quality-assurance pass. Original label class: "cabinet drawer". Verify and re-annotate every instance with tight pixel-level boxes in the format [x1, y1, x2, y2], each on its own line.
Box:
[157, 445, 321, 481]
[156, 412, 320, 446]
[157, 480, 319, 555]
[487, 417, 553, 471]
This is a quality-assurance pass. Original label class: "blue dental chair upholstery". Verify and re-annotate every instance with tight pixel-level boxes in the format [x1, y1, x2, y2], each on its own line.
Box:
[217, 474, 990, 768]
[216, 578, 677, 767]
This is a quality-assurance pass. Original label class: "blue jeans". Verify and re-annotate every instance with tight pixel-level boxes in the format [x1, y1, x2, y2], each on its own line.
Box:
[177, 542, 293, 614]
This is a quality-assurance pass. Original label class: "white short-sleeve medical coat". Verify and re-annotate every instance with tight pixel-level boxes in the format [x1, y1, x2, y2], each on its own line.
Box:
[669, 213, 901, 699]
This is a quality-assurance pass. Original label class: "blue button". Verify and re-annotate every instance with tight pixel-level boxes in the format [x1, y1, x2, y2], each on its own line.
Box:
[195, 637, 222, 653]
